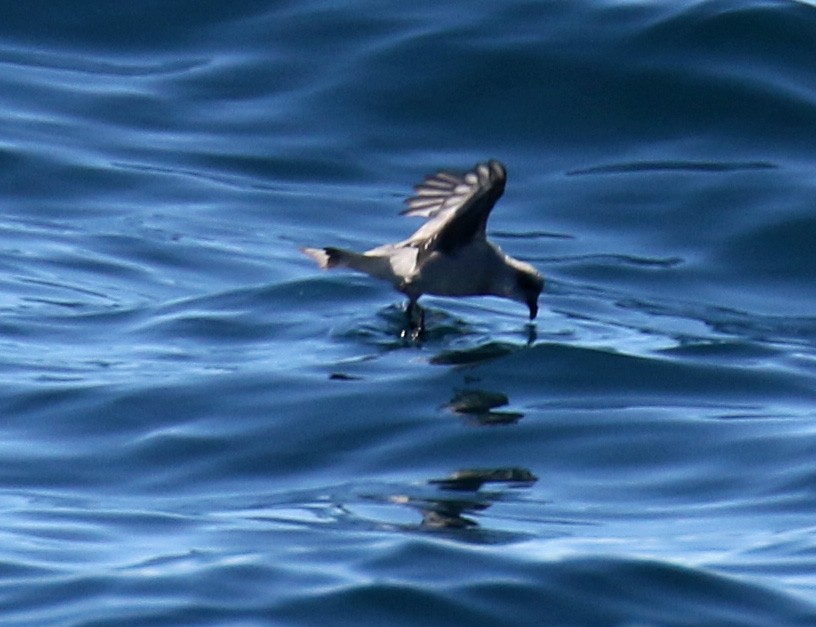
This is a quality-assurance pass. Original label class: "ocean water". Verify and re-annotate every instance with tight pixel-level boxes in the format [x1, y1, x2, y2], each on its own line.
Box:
[2, 0, 816, 624]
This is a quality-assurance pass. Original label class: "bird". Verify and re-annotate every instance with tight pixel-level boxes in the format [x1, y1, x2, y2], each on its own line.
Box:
[302, 160, 543, 333]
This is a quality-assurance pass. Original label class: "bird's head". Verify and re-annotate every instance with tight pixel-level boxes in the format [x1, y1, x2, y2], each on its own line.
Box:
[509, 261, 544, 320]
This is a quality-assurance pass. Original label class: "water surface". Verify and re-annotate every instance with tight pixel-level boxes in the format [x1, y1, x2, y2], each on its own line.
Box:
[2, 1, 816, 625]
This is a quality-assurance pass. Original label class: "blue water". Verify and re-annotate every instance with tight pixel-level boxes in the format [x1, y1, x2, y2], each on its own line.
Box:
[2, 0, 816, 624]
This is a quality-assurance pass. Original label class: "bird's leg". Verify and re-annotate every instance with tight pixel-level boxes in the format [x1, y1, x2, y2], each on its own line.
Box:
[404, 298, 425, 339]
[406, 298, 416, 324]
[406, 299, 420, 329]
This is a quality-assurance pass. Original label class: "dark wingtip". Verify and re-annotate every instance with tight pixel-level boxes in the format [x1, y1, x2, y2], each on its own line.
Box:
[488, 159, 507, 180]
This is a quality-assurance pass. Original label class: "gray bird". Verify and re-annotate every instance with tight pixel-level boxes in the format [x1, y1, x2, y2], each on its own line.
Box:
[302, 160, 544, 331]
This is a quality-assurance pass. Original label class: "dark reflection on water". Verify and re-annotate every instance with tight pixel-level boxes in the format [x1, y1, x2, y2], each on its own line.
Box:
[431, 341, 524, 366]
[318, 354, 537, 532]
[379, 468, 538, 531]
[445, 389, 524, 426]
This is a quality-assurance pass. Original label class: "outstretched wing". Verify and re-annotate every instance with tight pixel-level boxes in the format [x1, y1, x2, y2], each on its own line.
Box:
[402, 160, 507, 255]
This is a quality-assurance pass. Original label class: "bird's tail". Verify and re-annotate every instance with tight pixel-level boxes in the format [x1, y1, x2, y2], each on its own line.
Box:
[301, 246, 359, 270]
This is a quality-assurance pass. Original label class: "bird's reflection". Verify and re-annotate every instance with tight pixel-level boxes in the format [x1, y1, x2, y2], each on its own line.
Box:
[391, 467, 537, 530]
[445, 389, 524, 426]
[328, 318, 540, 533]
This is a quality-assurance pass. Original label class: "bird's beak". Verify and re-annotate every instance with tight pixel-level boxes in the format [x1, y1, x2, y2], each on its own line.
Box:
[528, 298, 538, 320]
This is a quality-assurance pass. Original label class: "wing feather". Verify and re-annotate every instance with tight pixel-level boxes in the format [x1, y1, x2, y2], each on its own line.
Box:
[401, 160, 507, 256]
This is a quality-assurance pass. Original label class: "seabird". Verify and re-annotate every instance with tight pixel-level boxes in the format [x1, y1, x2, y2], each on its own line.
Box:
[302, 160, 544, 332]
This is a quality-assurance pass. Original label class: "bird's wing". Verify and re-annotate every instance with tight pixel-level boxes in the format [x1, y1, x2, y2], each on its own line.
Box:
[401, 160, 507, 256]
